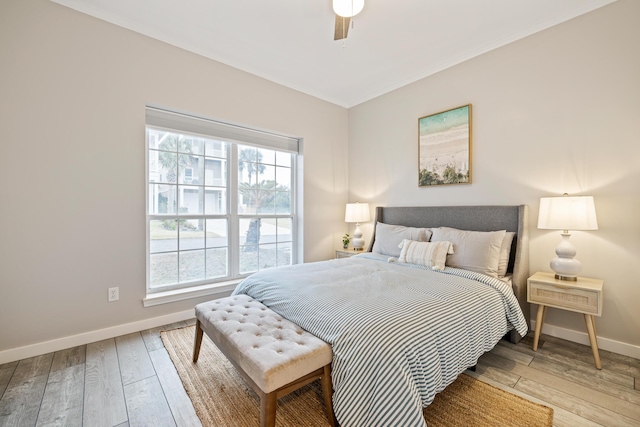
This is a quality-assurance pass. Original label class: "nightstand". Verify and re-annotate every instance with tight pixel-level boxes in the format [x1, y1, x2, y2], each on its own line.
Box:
[335, 249, 360, 259]
[527, 271, 604, 369]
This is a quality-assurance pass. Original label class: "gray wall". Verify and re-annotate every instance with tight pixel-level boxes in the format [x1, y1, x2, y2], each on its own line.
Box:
[2, 0, 638, 358]
[348, 0, 640, 350]
[0, 0, 348, 353]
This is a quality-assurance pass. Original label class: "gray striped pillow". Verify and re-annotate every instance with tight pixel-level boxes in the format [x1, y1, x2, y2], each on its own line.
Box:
[397, 239, 453, 270]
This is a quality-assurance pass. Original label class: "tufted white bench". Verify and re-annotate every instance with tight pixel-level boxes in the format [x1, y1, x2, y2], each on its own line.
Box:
[193, 295, 336, 427]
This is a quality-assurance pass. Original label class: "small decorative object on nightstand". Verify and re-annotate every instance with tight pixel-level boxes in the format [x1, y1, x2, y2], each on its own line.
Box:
[342, 233, 350, 249]
[527, 271, 604, 369]
[335, 249, 358, 259]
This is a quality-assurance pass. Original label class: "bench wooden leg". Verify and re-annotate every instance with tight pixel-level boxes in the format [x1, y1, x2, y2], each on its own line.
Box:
[321, 364, 337, 427]
[193, 319, 203, 363]
[260, 391, 277, 427]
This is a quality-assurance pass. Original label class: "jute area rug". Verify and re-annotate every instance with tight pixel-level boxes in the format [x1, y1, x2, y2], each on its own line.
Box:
[162, 326, 553, 427]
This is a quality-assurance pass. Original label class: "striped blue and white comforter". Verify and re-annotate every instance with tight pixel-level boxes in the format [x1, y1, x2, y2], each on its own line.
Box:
[232, 253, 528, 427]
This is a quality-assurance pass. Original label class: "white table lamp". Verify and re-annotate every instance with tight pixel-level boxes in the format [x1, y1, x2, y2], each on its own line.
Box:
[345, 202, 370, 251]
[537, 194, 598, 281]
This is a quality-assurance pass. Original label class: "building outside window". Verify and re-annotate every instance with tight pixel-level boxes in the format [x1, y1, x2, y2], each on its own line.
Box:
[146, 107, 300, 297]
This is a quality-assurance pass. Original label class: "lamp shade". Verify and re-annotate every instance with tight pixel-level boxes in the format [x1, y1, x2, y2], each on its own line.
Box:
[333, 0, 364, 18]
[345, 202, 370, 223]
[537, 196, 598, 231]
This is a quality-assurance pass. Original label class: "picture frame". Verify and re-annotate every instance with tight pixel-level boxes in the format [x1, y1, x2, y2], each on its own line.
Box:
[418, 104, 471, 187]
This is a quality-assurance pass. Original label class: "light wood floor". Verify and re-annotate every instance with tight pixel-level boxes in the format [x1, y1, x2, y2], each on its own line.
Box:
[1, 323, 638, 426]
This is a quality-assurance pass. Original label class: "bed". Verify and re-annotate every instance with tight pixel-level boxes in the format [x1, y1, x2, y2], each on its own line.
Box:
[232, 205, 530, 427]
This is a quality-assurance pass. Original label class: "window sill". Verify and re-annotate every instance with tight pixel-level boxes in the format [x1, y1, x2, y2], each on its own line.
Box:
[143, 279, 241, 307]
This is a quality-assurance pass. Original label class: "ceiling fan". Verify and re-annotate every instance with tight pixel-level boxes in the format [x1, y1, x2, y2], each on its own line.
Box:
[333, 0, 364, 41]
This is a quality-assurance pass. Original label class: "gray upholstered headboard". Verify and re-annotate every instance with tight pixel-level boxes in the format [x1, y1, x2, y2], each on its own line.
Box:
[367, 205, 530, 343]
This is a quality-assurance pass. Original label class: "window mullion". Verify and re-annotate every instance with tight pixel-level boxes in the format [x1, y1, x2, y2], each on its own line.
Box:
[229, 144, 239, 278]
[290, 155, 298, 265]
[175, 216, 181, 285]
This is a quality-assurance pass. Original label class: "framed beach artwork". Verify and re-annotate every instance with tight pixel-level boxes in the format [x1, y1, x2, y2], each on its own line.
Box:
[418, 104, 471, 187]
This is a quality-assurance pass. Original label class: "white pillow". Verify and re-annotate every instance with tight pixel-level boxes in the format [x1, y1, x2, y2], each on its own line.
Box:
[497, 232, 516, 278]
[372, 222, 432, 257]
[430, 227, 506, 278]
[397, 239, 453, 270]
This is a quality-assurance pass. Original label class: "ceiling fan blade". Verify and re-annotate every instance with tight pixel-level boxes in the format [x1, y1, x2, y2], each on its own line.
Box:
[334, 15, 350, 40]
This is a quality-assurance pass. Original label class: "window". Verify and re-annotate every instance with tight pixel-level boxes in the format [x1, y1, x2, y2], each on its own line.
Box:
[183, 167, 193, 183]
[146, 107, 300, 297]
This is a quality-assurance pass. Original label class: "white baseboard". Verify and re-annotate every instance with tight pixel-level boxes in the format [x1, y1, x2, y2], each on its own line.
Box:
[3, 312, 638, 365]
[0, 309, 195, 365]
[531, 319, 640, 359]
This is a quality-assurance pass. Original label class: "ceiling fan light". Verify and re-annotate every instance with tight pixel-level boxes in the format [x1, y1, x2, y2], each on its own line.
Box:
[333, 0, 364, 18]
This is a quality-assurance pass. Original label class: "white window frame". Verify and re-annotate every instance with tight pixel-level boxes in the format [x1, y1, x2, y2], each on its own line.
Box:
[144, 106, 302, 306]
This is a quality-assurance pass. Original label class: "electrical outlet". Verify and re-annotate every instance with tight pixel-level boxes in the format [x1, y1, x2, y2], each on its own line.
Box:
[108, 287, 119, 302]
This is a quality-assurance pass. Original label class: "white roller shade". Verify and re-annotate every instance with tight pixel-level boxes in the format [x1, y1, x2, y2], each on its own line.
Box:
[146, 106, 300, 153]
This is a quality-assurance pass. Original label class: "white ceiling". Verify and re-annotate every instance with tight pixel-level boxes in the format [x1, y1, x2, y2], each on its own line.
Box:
[52, 0, 616, 108]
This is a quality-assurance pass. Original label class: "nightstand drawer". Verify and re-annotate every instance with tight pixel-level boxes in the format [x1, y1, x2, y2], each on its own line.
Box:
[528, 281, 600, 315]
